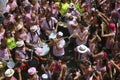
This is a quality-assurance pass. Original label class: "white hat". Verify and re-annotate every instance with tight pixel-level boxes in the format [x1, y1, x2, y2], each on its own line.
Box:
[5, 69, 14, 77]
[42, 74, 48, 80]
[30, 25, 38, 32]
[69, 3, 75, 9]
[35, 47, 42, 56]
[16, 40, 24, 47]
[57, 31, 63, 37]
[16, 22, 23, 31]
[76, 44, 89, 54]
[28, 67, 37, 75]
[91, 8, 95, 11]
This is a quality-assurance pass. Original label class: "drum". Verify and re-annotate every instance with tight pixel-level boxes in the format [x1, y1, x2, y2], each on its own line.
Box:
[48, 32, 57, 39]
[7, 58, 15, 69]
[35, 43, 50, 56]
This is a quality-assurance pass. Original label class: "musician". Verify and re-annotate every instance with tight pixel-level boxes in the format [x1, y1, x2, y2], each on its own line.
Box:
[74, 23, 89, 46]
[26, 25, 42, 48]
[52, 31, 66, 61]
[40, 12, 58, 39]
[15, 40, 32, 62]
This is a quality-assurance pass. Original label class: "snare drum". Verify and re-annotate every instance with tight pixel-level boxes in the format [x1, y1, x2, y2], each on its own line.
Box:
[35, 43, 50, 56]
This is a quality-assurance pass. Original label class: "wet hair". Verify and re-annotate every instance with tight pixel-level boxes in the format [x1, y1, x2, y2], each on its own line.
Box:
[3, 12, 9, 18]
[52, 71, 60, 80]
[24, 5, 31, 12]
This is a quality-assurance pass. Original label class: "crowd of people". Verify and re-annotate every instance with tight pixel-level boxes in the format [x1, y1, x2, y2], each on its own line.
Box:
[0, 0, 120, 80]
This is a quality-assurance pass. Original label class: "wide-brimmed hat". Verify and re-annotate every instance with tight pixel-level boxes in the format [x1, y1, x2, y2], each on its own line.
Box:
[28, 67, 37, 75]
[57, 31, 63, 37]
[5, 69, 15, 77]
[76, 44, 89, 53]
[42, 74, 48, 80]
[30, 25, 38, 32]
[16, 22, 23, 31]
[35, 47, 42, 56]
[69, 3, 75, 9]
[16, 40, 24, 47]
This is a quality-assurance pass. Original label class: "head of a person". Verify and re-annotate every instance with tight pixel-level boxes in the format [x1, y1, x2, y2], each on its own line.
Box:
[5, 31, 12, 38]
[109, 22, 116, 31]
[4, 12, 11, 19]
[16, 40, 25, 49]
[28, 67, 37, 76]
[52, 71, 60, 80]
[30, 25, 38, 34]
[24, 5, 31, 13]
[5, 69, 15, 78]
[68, 3, 75, 11]
[15, 22, 24, 32]
[57, 31, 63, 38]
[46, 12, 52, 21]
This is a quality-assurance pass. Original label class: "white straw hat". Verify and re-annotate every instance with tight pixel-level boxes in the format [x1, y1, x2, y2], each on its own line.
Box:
[42, 74, 48, 80]
[76, 44, 89, 54]
[16, 40, 24, 47]
[30, 25, 38, 32]
[28, 67, 37, 75]
[69, 3, 75, 9]
[5, 69, 14, 77]
[16, 22, 23, 31]
[57, 31, 63, 37]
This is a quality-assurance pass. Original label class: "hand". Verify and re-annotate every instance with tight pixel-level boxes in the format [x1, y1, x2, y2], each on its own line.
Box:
[73, 30, 79, 37]
[17, 68, 21, 73]
[110, 60, 115, 64]
[53, 38, 59, 43]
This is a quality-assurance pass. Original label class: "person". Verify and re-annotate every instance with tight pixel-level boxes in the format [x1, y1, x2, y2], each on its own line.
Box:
[67, 3, 80, 18]
[75, 44, 91, 61]
[27, 67, 40, 80]
[0, 0, 8, 13]
[0, 24, 5, 44]
[4, 68, 22, 80]
[15, 40, 32, 63]
[40, 12, 58, 39]
[52, 31, 66, 61]
[6, 0, 18, 13]
[26, 25, 42, 48]
[0, 39, 11, 61]
[5, 31, 16, 51]
[14, 21, 28, 41]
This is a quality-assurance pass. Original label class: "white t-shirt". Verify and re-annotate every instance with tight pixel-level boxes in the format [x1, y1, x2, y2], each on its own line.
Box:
[53, 39, 66, 57]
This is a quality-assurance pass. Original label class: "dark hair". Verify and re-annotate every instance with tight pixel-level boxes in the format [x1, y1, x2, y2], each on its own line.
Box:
[52, 71, 60, 80]
[24, 5, 31, 11]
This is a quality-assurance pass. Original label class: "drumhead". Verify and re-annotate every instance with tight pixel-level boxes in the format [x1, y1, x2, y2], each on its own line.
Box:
[7, 61, 15, 69]
[35, 43, 50, 56]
